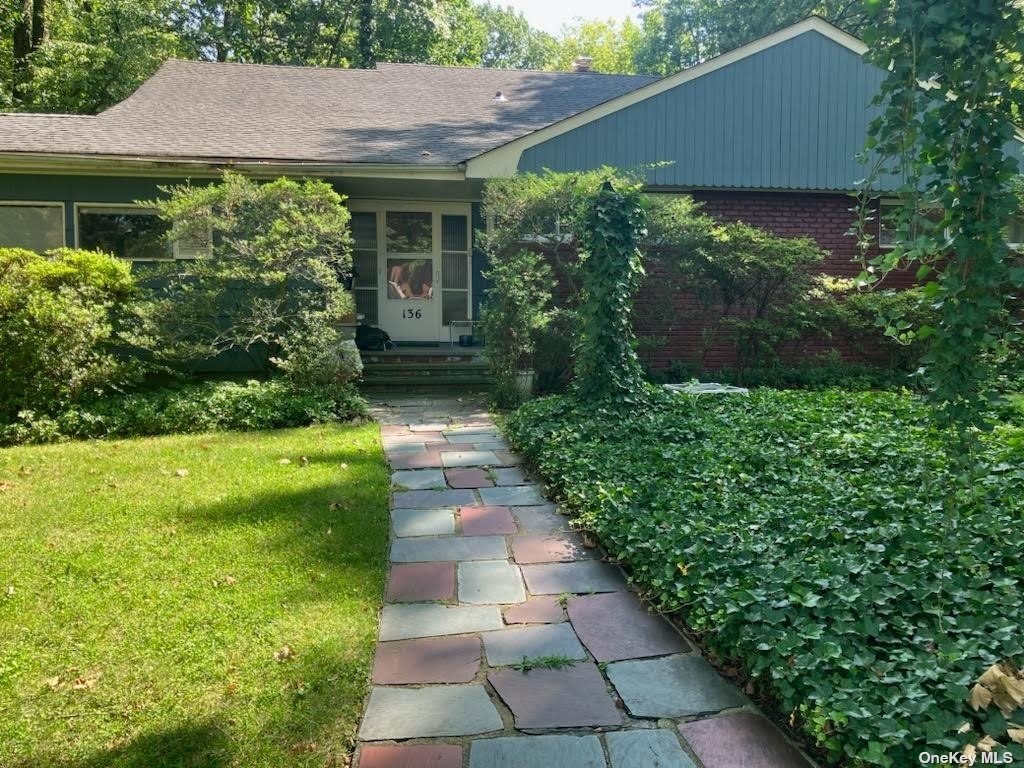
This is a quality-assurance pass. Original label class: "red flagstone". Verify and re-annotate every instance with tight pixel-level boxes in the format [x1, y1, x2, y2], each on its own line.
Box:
[380, 425, 411, 435]
[445, 468, 494, 489]
[511, 533, 595, 564]
[390, 451, 444, 470]
[459, 505, 516, 536]
[386, 562, 455, 602]
[372, 636, 480, 684]
[567, 591, 689, 662]
[358, 744, 463, 768]
[424, 441, 451, 451]
[488, 663, 621, 729]
[502, 597, 566, 624]
[678, 712, 811, 767]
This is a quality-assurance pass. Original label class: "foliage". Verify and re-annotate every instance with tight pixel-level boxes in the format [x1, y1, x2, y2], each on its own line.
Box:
[533, 307, 578, 394]
[506, 389, 1024, 767]
[856, 0, 1024, 439]
[573, 180, 649, 401]
[132, 172, 357, 384]
[0, 423, 389, 766]
[0, 378, 366, 445]
[474, 2, 557, 69]
[478, 249, 554, 408]
[550, 17, 643, 73]
[0, 246, 141, 423]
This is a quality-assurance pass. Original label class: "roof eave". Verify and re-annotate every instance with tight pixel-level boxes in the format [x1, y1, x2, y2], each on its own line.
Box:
[0, 152, 467, 181]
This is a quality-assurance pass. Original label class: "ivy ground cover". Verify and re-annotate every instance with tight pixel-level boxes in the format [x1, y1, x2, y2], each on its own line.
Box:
[505, 390, 1024, 766]
[0, 424, 389, 767]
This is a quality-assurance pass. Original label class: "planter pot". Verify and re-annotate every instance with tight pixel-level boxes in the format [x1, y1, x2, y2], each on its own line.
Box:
[515, 370, 535, 398]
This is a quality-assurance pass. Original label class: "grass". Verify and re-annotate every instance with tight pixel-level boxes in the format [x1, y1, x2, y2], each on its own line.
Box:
[0, 424, 390, 768]
[510, 655, 577, 672]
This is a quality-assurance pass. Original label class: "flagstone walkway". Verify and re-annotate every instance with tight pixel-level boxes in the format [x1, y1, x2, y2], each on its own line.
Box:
[356, 391, 815, 768]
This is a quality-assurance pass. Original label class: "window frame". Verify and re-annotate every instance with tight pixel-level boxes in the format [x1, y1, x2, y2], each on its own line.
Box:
[0, 200, 67, 250]
[74, 202, 173, 262]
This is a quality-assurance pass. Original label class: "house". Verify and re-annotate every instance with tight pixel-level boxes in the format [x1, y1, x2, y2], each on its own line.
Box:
[0, 17, 1016, 370]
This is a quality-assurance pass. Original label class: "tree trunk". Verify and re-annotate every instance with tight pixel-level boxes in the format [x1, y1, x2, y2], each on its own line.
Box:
[12, 0, 34, 104]
[31, 0, 47, 48]
[356, 0, 374, 68]
[216, 8, 232, 62]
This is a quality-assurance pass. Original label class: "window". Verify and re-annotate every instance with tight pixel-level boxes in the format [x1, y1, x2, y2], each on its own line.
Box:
[1005, 214, 1024, 250]
[77, 206, 170, 261]
[351, 211, 379, 325]
[878, 200, 945, 249]
[386, 211, 432, 253]
[441, 214, 470, 325]
[0, 203, 65, 251]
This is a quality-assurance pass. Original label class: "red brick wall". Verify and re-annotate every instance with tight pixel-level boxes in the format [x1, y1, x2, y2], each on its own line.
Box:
[634, 191, 915, 371]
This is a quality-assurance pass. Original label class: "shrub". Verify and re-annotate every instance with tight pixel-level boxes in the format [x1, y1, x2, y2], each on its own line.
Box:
[0, 247, 140, 422]
[505, 390, 1024, 767]
[533, 308, 579, 394]
[0, 379, 366, 445]
[132, 172, 357, 384]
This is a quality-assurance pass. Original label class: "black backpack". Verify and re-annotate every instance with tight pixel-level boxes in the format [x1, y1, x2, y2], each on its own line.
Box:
[356, 324, 396, 351]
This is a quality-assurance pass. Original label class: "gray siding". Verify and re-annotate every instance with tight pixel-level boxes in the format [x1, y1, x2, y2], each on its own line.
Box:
[519, 31, 887, 191]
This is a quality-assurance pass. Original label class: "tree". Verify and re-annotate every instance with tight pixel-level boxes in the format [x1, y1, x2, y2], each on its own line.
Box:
[474, 3, 556, 70]
[551, 17, 642, 74]
[133, 172, 357, 384]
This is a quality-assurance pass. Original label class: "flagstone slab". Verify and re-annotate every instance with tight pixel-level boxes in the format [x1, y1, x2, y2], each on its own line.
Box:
[606, 730, 696, 768]
[358, 685, 502, 740]
[443, 431, 503, 444]
[493, 451, 524, 466]
[386, 562, 455, 602]
[488, 662, 621, 729]
[383, 432, 442, 445]
[678, 713, 812, 768]
[458, 560, 526, 604]
[459, 505, 517, 535]
[372, 635, 481, 684]
[469, 735, 606, 768]
[567, 591, 689, 661]
[445, 468, 494, 488]
[393, 489, 477, 508]
[389, 451, 444, 470]
[520, 561, 625, 595]
[479, 485, 546, 506]
[492, 467, 532, 486]
[409, 423, 450, 432]
[380, 425, 412, 435]
[385, 444, 429, 455]
[391, 535, 507, 563]
[391, 508, 456, 537]
[441, 451, 500, 468]
[379, 604, 503, 641]
[391, 469, 447, 490]
[503, 597, 566, 624]
[472, 440, 511, 451]
[359, 744, 463, 768]
[445, 425, 499, 435]
[482, 623, 587, 666]
[512, 533, 595, 564]
[512, 505, 568, 533]
[607, 655, 746, 717]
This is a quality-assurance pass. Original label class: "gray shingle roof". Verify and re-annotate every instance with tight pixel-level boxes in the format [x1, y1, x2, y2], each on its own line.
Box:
[0, 61, 656, 165]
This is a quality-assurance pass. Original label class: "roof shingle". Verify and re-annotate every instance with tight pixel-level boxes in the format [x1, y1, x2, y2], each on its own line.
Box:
[0, 61, 656, 165]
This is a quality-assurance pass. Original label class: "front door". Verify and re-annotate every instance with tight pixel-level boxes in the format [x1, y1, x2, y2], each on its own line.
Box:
[348, 201, 473, 344]
[381, 210, 438, 341]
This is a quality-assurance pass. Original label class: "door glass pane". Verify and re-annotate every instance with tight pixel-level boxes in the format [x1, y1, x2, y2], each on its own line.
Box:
[442, 252, 468, 290]
[386, 258, 433, 300]
[443, 290, 468, 324]
[386, 211, 431, 253]
[354, 249, 377, 287]
[441, 214, 468, 252]
[351, 211, 377, 250]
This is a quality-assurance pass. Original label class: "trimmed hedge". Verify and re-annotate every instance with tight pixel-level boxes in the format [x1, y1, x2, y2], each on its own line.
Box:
[505, 390, 1024, 767]
[1, 379, 367, 445]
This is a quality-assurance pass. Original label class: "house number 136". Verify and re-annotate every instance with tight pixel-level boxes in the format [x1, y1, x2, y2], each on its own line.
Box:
[402, 309, 423, 319]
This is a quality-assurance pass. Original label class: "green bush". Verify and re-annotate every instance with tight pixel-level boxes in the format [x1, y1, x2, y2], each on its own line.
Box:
[0, 247, 141, 422]
[505, 390, 1024, 767]
[0, 379, 366, 445]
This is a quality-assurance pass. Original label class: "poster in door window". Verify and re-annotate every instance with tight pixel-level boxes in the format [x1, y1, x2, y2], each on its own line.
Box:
[387, 258, 433, 300]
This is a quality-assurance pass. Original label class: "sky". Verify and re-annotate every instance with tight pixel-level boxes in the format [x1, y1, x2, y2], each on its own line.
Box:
[500, 0, 641, 35]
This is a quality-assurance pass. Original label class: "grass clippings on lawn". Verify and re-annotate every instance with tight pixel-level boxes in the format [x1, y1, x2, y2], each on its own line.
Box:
[0, 424, 389, 768]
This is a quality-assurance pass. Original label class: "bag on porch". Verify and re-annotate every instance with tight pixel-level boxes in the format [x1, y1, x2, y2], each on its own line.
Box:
[355, 324, 396, 351]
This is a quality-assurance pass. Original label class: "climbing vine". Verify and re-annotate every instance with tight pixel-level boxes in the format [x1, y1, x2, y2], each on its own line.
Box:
[573, 180, 649, 401]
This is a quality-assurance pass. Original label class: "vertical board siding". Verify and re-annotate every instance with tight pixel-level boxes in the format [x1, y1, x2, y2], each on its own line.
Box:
[518, 31, 889, 191]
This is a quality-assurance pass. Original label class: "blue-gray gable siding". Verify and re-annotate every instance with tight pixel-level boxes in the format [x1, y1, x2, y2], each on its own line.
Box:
[519, 31, 889, 192]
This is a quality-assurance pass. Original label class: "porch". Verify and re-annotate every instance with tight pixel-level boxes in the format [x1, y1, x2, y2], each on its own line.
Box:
[359, 345, 490, 388]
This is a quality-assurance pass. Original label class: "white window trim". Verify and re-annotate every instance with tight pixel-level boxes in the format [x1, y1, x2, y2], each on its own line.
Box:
[0, 200, 67, 248]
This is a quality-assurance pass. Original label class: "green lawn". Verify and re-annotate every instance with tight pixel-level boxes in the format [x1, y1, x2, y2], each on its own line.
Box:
[0, 424, 390, 768]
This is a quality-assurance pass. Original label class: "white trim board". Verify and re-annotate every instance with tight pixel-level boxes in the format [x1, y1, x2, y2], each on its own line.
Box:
[465, 17, 869, 179]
